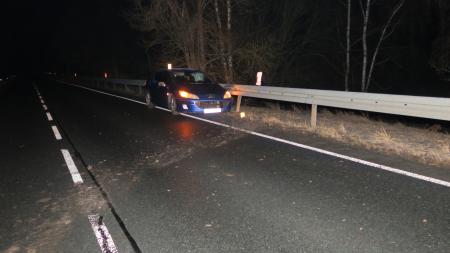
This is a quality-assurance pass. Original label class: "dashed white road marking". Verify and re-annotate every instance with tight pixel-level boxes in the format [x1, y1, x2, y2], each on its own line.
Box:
[61, 81, 450, 189]
[46, 112, 53, 121]
[61, 149, 83, 184]
[43, 104, 48, 111]
[51, 125, 62, 140]
[88, 215, 119, 253]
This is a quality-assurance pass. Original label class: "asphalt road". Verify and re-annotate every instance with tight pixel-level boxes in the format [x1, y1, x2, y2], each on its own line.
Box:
[2, 77, 450, 252]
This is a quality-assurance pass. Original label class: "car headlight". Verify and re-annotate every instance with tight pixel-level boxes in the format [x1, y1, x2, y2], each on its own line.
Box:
[178, 90, 199, 99]
[223, 91, 232, 99]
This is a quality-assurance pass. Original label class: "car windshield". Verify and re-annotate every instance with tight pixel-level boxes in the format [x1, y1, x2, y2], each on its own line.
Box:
[171, 71, 212, 84]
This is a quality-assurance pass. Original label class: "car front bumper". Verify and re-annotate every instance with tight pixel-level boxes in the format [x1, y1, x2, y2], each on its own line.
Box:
[175, 98, 232, 113]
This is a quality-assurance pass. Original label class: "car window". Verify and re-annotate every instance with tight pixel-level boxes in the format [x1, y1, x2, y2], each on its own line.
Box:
[171, 71, 212, 84]
[163, 72, 172, 83]
[155, 71, 171, 83]
[155, 72, 162, 82]
[191, 72, 207, 83]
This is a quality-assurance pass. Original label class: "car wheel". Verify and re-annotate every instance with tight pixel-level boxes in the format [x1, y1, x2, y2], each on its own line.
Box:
[145, 91, 154, 109]
[168, 94, 179, 115]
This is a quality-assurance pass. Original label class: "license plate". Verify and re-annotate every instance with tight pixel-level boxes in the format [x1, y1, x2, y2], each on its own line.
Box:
[204, 108, 221, 114]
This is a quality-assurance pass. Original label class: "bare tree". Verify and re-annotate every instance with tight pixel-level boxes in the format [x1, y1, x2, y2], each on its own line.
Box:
[430, 0, 450, 76]
[212, 0, 235, 83]
[344, 0, 352, 91]
[360, 0, 405, 92]
[233, 1, 322, 84]
[226, 0, 234, 83]
[126, 0, 208, 70]
[360, 0, 371, 92]
[213, 0, 228, 81]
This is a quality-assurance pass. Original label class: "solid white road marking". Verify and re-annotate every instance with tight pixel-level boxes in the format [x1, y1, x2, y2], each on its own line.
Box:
[180, 113, 450, 188]
[88, 215, 119, 253]
[46, 112, 53, 121]
[61, 81, 146, 105]
[51, 125, 62, 140]
[61, 149, 83, 184]
[60, 81, 450, 189]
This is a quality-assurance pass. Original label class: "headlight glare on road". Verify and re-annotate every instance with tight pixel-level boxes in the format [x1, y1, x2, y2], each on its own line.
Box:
[224, 91, 232, 99]
[178, 90, 199, 99]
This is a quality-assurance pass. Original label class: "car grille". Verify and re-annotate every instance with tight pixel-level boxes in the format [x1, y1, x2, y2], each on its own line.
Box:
[195, 101, 230, 109]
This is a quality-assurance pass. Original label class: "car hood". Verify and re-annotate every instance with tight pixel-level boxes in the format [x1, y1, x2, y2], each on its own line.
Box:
[176, 83, 227, 100]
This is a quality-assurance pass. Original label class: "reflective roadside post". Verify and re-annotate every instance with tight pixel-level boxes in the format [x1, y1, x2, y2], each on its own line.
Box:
[256, 72, 263, 86]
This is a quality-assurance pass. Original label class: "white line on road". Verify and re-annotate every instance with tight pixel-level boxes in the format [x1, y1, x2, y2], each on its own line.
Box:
[180, 113, 450, 188]
[43, 104, 48, 111]
[46, 112, 53, 121]
[51, 125, 62, 140]
[61, 149, 83, 184]
[61, 81, 450, 189]
[88, 215, 119, 253]
[61, 81, 146, 105]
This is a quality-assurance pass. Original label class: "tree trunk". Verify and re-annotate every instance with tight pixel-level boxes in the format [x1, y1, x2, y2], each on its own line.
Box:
[214, 0, 230, 82]
[345, 0, 351, 91]
[197, 0, 206, 70]
[366, 0, 405, 92]
[361, 0, 371, 92]
[226, 0, 233, 82]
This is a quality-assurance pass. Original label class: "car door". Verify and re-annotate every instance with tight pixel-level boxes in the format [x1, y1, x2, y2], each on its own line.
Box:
[153, 71, 170, 106]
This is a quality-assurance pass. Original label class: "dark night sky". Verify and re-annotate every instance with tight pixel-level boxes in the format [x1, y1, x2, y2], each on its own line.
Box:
[1, 0, 146, 77]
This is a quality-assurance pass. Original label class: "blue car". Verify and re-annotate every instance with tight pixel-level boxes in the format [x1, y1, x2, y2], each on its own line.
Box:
[145, 68, 233, 115]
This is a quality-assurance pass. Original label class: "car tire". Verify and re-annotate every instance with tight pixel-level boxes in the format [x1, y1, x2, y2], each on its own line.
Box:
[168, 94, 179, 115]
[145, 91, 154, 109]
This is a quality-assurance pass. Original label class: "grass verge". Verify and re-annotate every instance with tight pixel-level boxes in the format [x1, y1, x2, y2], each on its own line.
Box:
[220, 102, 450, 167]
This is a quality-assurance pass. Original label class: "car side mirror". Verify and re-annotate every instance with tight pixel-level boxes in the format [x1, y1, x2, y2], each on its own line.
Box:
[158, 81, 166, 87]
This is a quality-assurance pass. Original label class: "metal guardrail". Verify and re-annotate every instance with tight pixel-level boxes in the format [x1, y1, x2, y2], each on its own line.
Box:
[225, 85, 450, 126]
[95, 78, 146, 86]
[60, 76, 450, 126]
[68, 77, 148, 97]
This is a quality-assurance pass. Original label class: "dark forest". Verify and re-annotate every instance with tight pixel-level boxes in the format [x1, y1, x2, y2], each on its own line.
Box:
[2, 0, 450, 96]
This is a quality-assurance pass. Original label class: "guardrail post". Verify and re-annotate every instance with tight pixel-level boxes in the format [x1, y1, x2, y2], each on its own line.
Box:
[311, 104, 318, 128]
[236, 95, 242, 112]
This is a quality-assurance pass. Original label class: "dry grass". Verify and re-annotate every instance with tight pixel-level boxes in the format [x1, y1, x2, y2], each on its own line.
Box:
[220, 103, 450, 167]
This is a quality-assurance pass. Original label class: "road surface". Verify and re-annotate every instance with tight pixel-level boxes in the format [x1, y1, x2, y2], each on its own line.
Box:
[1, 77, 450, 253]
